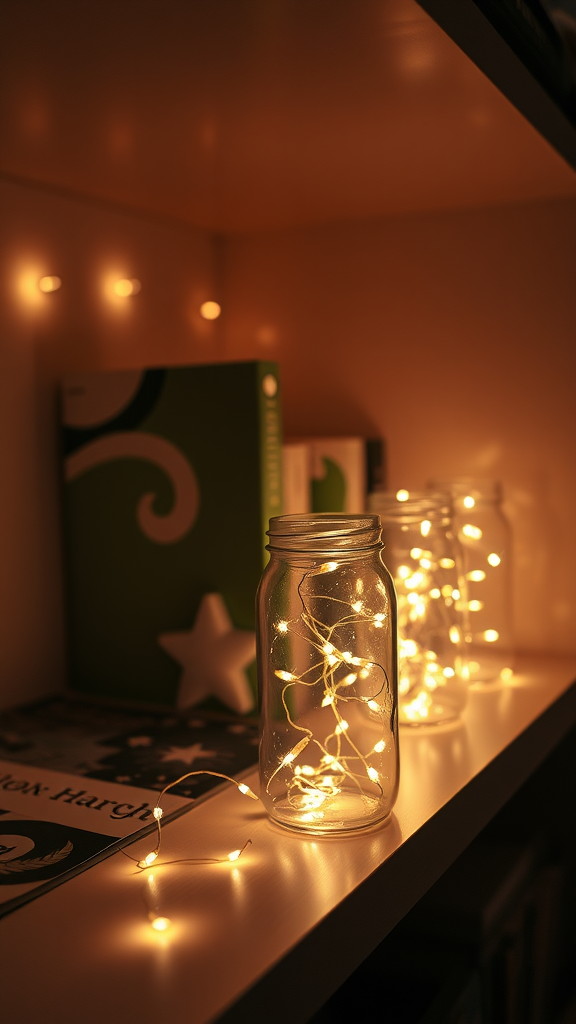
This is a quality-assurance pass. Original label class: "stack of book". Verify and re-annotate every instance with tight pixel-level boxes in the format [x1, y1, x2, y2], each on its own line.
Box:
[282, 436, 385, 514]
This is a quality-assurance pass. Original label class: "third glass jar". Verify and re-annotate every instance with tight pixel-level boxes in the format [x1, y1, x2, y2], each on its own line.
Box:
[429, 478, 515, 685]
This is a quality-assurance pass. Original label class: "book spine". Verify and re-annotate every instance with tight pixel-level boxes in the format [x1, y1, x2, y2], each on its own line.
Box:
[309, 437, 367, 513]
[366, 437, 387, 495]
[282, 442, 311, 515]
[257, 363, 283, 564]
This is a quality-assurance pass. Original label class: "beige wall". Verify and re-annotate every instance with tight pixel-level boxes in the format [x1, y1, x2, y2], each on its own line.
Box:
[221, 198, 576, 657]
[0, 178, 217, 708]
[0, 182, 574, 709]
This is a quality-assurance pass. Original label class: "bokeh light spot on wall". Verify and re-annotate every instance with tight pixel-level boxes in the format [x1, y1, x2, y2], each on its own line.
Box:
[38, 275, 62, 293]
[16, 263, 52, 309]
[199, 300, 221, 320]
[114, 278, 141, 297]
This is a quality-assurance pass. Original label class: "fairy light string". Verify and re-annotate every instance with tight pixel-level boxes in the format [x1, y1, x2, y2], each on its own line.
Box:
[122, 769, 258, 871]
[394, 528, 464, 724]
[460, 502, 507, 648]
[267, 557, 393, 825]
[129, 541, 393, 912]
[367, 491, 470, 726]
[427, 482, 515, 683]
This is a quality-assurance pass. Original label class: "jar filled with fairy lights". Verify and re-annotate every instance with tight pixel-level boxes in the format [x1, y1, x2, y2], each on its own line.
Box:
[256, 513, 399, 834]
[429, 478, 514, 685]
[368, 491, 468, 726]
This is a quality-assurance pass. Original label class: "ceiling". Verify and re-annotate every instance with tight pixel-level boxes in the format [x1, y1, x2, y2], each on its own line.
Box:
[1, 0, 575, 233]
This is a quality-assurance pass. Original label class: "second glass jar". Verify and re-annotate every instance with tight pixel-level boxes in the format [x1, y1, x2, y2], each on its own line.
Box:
[368, 491, 468, 726]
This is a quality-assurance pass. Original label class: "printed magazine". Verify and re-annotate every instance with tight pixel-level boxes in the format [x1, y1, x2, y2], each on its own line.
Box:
[0, 694, 258, 917]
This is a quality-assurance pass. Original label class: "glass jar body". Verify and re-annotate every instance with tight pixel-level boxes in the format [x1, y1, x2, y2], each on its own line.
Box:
[368, 492, 468, 726]
[256, 514, 399, 835]
[430, 479, 514, 685]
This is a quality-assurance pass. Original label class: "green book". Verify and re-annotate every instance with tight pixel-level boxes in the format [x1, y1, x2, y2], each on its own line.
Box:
[60, 361, 282, 712]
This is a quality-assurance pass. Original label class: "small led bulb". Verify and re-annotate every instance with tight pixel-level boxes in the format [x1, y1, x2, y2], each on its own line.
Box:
[282, 736, 310, 765]
[138, 851, 158, 868]
[462, 524, 482, 540]
[237, 783, 259, 800]
[150, 916, 171, 932]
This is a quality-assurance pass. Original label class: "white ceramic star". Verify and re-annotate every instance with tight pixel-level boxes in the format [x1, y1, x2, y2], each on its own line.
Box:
[158, 592, 256, 714]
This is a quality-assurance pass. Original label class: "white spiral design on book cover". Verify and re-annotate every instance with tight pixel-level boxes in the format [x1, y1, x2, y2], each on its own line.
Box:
[65, 432, 200, 544]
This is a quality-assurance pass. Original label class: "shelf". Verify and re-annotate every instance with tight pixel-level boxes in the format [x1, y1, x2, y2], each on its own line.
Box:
[1, 0, 575, 232]
[0, 2, 575, 1017]
[1, 654, 575, 1024]
[419, 0, 576, 170]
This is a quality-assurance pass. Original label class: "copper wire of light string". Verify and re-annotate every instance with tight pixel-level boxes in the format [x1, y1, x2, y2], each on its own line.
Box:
[121, 770, 259, 870]
[266, 562, 391, 809]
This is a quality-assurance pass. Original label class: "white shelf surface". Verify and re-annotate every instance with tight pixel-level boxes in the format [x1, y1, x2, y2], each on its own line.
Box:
[2, 653, 575, 1024]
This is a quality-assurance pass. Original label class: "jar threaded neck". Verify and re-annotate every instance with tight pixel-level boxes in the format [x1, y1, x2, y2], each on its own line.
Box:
[267, 513, 382, 552]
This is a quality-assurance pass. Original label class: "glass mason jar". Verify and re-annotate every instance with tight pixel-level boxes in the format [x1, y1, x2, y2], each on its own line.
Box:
[429, 478, 514, 685]
[256, 513, 399, 835]
[368, 491, 468, 726]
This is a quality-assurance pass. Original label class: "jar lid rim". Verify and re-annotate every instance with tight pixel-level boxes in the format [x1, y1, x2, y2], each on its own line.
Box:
[368, 491, 452, 520]
[428, 478, 502, 500]
[268, 513, 380, 537]
[267, 513, 382, 551]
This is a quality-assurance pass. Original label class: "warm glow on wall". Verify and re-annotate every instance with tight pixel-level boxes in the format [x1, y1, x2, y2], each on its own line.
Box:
[15, 264, 53, 308]
[200, 300, 221, 320]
